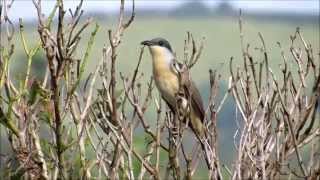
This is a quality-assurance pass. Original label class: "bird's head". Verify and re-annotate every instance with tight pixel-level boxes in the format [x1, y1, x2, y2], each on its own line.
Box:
[141, 38, 174, 60]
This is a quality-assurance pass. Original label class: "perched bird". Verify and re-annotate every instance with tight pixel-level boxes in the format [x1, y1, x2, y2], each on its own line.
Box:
[141, 38, 211, 167]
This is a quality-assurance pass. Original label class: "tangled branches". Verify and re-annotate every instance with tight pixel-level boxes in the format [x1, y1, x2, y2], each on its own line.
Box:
[0, 1, 319, 179]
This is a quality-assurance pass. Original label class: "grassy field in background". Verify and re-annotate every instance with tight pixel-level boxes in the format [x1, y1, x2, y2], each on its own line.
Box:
[13, 16, 319, 82]
[5, 16, 320, 177]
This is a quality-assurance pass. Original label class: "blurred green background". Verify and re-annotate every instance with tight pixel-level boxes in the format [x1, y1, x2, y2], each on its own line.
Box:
[1, 0, 319, 178]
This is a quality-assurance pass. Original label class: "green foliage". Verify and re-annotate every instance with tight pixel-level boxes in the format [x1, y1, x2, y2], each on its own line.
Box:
[69, 23, 100, 95]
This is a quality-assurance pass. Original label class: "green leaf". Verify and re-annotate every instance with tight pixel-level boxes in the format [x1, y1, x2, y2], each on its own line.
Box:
[28, 81, 40, 105]
[39, 111, 52, 125]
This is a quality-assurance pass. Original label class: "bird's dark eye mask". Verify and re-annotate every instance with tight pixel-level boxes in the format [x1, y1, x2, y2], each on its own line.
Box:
[141, 38, 173, 53]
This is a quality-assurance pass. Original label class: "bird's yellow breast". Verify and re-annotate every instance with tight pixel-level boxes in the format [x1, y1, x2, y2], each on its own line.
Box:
[151, 47, 179, 106]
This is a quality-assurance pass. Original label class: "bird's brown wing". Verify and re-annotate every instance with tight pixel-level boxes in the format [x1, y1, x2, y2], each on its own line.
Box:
[170, 59, 205, 121]
[184, 80, 205, 121]
[162, 95, 175, 112]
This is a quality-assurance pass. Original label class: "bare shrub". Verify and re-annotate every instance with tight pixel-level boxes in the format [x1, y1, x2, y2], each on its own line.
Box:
[0, 1, 319, 179]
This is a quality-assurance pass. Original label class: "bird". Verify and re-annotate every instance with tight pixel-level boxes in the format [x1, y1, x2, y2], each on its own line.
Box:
[141, 38, 211, 168]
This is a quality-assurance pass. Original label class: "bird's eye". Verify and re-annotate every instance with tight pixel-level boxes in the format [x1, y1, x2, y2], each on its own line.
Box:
[158, 41, 164, 46]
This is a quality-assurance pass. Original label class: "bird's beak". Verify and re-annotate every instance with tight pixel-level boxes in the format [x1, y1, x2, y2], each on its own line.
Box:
[141, 40, 153, 46]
